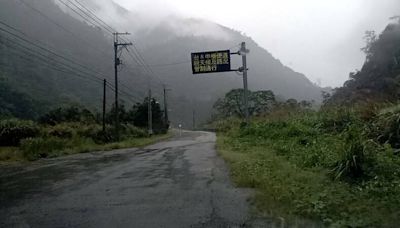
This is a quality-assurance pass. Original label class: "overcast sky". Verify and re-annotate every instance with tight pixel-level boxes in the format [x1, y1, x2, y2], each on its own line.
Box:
[113, 0, 400, 87]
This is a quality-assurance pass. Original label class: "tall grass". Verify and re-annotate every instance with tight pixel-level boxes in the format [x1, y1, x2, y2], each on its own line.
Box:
[0, 119, 169, 162]
[216, 104, 400, 226]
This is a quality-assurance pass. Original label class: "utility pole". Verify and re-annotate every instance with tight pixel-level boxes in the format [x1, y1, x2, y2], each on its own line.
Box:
[102, 79, 106, 132]
[240, 42, 250, 125]
[113, 32, 132, 140]
[192, 109, 196, 130]
[163, 84, 170, 127]
[148, 89, 153, 136]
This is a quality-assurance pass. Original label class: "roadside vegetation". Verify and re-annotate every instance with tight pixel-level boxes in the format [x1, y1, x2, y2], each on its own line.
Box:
[215, 104, 400, 226]
[212, 19, 400, 226]
[0, 99, 170, 162]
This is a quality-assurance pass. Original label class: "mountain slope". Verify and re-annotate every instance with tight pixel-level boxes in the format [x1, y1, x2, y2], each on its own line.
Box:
[328, 20, 400, 105]
[0, 0, 322, 126]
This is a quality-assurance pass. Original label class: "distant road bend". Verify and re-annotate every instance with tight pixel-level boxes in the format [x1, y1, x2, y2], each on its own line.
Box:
[0, 131, 268, 227]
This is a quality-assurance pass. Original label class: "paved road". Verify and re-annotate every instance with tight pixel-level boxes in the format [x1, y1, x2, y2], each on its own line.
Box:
[0, 131, 270, 228]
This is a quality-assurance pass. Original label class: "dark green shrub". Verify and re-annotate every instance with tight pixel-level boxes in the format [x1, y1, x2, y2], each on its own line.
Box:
[331, 126, 377, 181]
[92, 130, 116, 144]
[368, 105, 400, 148]
[317, 109, 359, 133]
[122, 124, 148, 138]
[214, 118, 241, 133]
[20, 137, 66, 161]
[74, 124, 118, 144]
[39, 106, 96, 125]
[47, 124, 75, 139]
[0, 119, 40, 146]
[76, 124, 102, 138]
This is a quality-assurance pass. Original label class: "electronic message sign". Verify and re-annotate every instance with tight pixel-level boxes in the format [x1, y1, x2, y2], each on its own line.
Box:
[191, 50, 231, 74]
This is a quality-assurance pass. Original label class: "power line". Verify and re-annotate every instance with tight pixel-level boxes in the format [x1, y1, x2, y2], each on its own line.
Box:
[106, 83, 142, 104]
[64, 0, 115, 34]
[16, 0, 111, 58]
[131, 60, 191, 68]
[0, 21, 109, 80]
[74, 0, 117, 33]
[0, 37, 103, 85]
[57, 0, 166, 88]
[62, 0, 161, 98]
[56, 0, 113, 37]
[14, 1, 168, 105]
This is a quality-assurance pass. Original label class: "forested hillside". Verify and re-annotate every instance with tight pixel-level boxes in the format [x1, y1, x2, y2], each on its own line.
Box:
[0, 0, 113, 118]
[0, 0, 322, 126]
[328, 19, 400, 105]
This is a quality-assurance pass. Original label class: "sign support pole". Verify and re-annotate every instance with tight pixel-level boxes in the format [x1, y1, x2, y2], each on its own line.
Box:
[190, 43, 250, 124]
[241, 42, 250, 125]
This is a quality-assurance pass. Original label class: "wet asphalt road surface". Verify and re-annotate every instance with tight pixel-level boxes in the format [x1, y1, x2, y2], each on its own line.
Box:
[0, 131, 272, 228]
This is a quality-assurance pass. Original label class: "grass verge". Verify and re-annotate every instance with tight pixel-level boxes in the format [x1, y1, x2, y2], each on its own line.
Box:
[0, 133, 172, 163]
[216, 110, 400, 227]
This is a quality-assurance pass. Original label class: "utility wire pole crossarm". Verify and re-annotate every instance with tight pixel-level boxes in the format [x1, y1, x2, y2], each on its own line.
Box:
[113, 32, 132, 140]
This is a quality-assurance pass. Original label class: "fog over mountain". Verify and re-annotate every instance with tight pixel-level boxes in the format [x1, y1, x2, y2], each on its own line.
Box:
[1, 0, 322, 126]
[112, 0, 400, 87]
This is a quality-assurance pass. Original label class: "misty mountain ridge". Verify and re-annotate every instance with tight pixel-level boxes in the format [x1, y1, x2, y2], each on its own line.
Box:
[0, 0, 322, 125]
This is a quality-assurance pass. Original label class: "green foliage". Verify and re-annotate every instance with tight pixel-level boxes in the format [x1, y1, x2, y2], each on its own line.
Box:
[17, 131, 170, 162]
[47, 123, 75, 139]
[21, 137, 67, 161]
[39, 106, 96, 125]
[213, 89, 276, 118]
[130, 98, 168, 134]
[316, 108, 360, 133]
[368, 104, 400, 148]
[213, 117, 242, 133]
[217, 104, 400, 226]
[331, 126, 377, 180]
[0, 119, 40, 146]
[0, 101, 164, 162]
[0, 77, 41, 119]
[106, 103, 129, 125]
[121, 124, 148, 138]
[329, 20, 400, 105]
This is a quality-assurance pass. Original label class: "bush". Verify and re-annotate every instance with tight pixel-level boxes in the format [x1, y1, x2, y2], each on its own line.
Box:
[331, 126, 377, 181]
[39, 106, 96, 125]
[47, 124, 75, 139]
[316, 108, 359, 133]
[368, 105, 400, 148]
[122, 124, 148, 138]
[213, 118, 242, 134]
[0, 119, 40, 146]
[20, 137, 66, 161]
[75, 124, 120, 143]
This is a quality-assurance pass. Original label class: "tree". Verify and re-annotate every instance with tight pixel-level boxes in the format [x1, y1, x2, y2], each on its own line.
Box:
[131, 98, 167, 134]
[0, 77, 40, 120]
[213, 89, 276, 118]
[250, 90, 276, 115]
[328, 19, 400, 105]
[39, 106, 96, 125]
[321, 91, 331, 105]
[106, 102, 128, 125]
[361, 30, 377, 61]
[213, 89, 246, 118]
